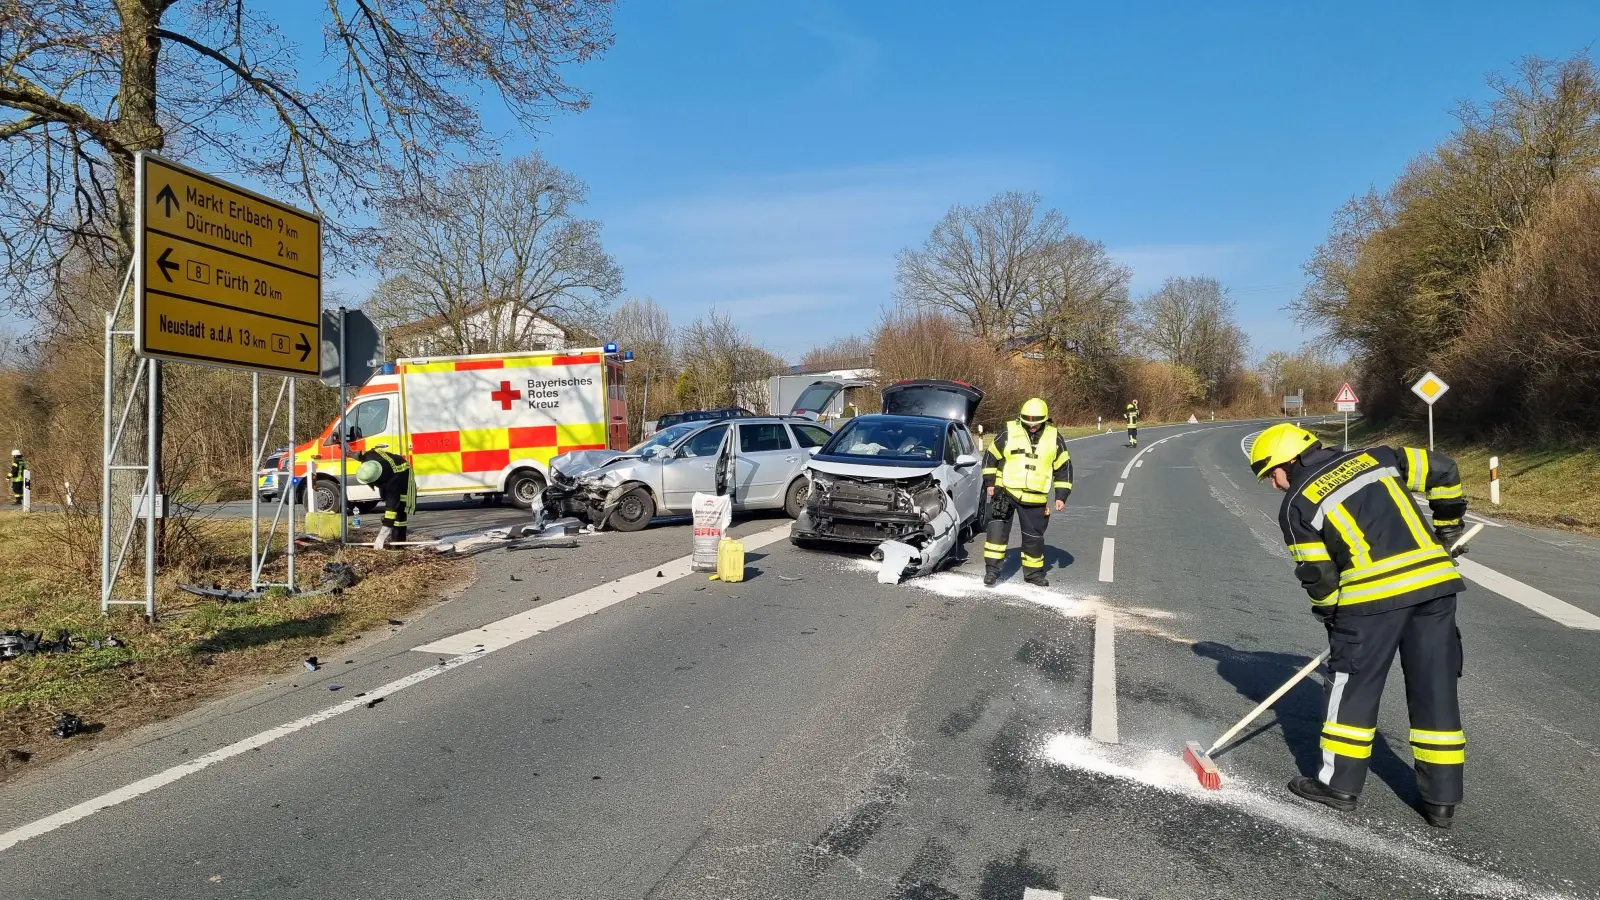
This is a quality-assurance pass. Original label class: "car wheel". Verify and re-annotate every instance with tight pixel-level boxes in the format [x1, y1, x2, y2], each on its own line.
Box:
[505, 470, 546, 509]
[312, 478, 342, 514]
[783, 477, 810, 519]
[609, 488, 655, 532]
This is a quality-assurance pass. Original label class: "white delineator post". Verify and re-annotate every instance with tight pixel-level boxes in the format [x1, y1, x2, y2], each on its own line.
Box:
[1490, 456, 1500, 506]
[20, 468, 30, 512]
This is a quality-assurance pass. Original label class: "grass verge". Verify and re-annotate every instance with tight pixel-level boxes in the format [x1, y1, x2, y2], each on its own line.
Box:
[0, 512, 470, 780]
[1307, 420, 1600, 534]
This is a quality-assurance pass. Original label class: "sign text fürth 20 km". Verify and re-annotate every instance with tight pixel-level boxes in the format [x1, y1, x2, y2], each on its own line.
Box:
[134, 153, 321, 376]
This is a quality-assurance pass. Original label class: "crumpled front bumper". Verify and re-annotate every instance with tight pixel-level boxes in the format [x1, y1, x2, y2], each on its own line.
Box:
[791, 474, 962, 580]
[542, 469, 638, 531]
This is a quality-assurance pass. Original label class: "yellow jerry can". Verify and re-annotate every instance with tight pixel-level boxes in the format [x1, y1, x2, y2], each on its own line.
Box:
[716, 538, 746, 583]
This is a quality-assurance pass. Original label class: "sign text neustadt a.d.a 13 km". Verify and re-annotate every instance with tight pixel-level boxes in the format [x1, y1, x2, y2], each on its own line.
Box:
[134, 153, 321, 376]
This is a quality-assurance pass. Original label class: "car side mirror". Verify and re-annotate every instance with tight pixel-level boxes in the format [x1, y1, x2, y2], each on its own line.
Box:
[656, 447, 676, 461]
[807, 446, 821, 457]
[954, 454, 979, 469]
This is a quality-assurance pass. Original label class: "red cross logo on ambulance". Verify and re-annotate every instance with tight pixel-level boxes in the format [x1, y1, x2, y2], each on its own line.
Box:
[490, 380, 522, 411]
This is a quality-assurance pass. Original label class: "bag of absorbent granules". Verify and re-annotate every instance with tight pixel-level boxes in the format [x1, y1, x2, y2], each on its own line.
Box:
[690, 492, 733, 572]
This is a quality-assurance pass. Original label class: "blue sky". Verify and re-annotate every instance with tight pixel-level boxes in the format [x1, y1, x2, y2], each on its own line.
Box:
[482, 0, 1600, 361]
[15, 1, 1597, 363]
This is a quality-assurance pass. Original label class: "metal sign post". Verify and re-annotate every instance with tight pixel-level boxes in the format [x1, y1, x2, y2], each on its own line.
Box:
[1334, 383, 1359, 451]
[1410, 372, 1450, 451]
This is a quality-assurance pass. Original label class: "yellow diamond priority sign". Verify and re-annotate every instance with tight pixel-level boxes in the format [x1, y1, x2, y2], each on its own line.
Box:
[1410, 371, 1449, 405]
[134, 153, 321, 376]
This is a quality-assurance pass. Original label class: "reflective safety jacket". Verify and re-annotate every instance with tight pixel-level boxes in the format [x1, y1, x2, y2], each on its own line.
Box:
[1279, 445, 1466, 616]
[7, 457, 22, 484]
[1125, 404, 1139, 427]
[983, 420, 1073, 505]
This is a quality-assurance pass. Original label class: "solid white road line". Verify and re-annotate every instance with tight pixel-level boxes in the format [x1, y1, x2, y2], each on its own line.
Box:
[1113, 482, 1124, 497]
[0, 522, 797, 855]
[0, 651, 484, 853]
[1098, 537, 1115, 582]
[414, 524, 794, 655]
[1091, 609, 1119, 744]
[1106, 502, 1119, 527]
[1457, 558, 1600, 630]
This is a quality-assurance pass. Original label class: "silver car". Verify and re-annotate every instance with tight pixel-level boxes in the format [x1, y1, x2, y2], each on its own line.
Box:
[545, 416, 835, 532]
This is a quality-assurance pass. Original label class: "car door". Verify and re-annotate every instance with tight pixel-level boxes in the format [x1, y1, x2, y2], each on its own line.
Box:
[947, 423, 982, 525]
[327, 397, 393, 502]
[735, 422, 798, 508]
[660, 423, 730, 510]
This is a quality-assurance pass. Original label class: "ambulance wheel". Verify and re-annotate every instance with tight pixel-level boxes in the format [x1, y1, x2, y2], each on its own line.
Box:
[609, 488, 654, 532]
[505, 470, 546, 509]
[312, 478, 343, 514]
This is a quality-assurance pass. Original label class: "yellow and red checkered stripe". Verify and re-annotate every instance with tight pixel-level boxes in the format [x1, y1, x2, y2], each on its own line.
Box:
[400, 353, 607, 476]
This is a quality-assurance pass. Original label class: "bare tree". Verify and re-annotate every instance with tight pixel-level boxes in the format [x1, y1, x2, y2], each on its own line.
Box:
[1137, 276, 1248, 401]
[1023, 233, 1132, 359]
[367, 155, 622, 355]
[674, 311, 784, 412]
[0, 0, 614, 315]
[895, 191, 1067, 348]
[611, 297, 674, 434]
[798, 335, 874, 371]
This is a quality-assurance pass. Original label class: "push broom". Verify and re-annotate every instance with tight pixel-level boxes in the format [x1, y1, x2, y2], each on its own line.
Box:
[1182, 522, 1483, 790]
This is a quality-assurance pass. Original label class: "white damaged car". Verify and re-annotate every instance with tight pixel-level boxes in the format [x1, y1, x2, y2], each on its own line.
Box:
[790, 380, 986, 579]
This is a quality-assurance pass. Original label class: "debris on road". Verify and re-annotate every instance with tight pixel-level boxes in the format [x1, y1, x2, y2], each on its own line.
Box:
[303, 657, 320, 672]
[875, 540, 918, 584]
[1, 630, 126, 661]
[51, 713, 85, 739]
[778, 575, 803, 582]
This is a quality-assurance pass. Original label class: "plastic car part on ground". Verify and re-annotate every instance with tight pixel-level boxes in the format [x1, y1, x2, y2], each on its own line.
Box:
[0, 630, 126, 661]
[179, 561, 364, 603]
[869, 501, 962, 584]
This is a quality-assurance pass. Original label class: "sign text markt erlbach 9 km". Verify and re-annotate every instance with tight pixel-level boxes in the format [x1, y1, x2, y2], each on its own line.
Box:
[134, 152, 322, 377]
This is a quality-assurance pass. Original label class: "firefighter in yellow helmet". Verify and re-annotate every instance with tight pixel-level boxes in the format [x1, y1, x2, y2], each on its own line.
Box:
[8, 450, 23, 505]
[982, 398, 1072, 587]
[1250, 422, 1469, 828]
[1124, 399, 1139, 447]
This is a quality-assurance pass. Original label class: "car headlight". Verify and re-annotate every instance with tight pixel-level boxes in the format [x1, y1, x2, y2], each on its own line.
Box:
[914, 484, 945, 520]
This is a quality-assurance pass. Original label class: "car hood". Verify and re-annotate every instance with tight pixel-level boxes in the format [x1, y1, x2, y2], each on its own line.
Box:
[807, 457, 941, 481]
[551, 450, 630, 478]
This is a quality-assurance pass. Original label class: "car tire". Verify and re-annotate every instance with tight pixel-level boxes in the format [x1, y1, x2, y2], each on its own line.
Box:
[609, 488, 655, 532]
[312, 478, 343, 515]
[505, 470, 546, 509]
[783, 477, 810, 519]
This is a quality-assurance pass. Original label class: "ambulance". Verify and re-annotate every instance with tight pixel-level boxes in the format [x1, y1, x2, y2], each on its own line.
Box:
[288, 347, 629, 512]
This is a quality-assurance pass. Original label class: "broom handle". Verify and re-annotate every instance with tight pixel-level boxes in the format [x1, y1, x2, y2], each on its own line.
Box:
[1206, 523, 1482, 756]
[1207, 650, 1328, 756]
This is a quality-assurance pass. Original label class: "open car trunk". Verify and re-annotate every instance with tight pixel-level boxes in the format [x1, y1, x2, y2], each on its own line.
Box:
[880, 380, 984, 424]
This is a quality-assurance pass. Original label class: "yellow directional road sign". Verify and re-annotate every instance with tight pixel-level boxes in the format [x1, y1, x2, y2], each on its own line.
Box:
[134, 153, 322, 376]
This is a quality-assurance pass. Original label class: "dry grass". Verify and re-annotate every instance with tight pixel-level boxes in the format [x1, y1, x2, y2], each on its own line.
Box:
[1309, 421, 1600, 533]
[0, 512, 470, 779]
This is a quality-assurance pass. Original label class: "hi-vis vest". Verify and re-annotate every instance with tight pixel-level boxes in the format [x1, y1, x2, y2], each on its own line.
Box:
[1125, 405, 1139, 426]
[999, 420, 1061, 503]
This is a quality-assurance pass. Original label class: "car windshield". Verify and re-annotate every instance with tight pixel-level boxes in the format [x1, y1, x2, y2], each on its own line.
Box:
[628, 422, 698, 458]
[823, 419, 945, 462]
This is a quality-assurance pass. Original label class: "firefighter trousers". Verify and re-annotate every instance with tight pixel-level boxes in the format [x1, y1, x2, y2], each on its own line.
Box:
[1126, 426, 1138, 446]
[378, 472, 417, 539]
[1319, 593, 1465, 804]
[984, 494, 1049, 575]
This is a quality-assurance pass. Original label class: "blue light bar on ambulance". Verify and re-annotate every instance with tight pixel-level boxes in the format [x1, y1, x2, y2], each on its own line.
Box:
[604, 342, 619, 354]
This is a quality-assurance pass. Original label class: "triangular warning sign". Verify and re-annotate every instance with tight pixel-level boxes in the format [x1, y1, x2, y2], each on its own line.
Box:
[1334, 383, 1359, 404]
[1187, 414, 1198, 423]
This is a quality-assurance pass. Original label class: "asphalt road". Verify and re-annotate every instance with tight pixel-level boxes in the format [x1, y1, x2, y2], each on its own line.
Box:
[2, 421, 1597, 899]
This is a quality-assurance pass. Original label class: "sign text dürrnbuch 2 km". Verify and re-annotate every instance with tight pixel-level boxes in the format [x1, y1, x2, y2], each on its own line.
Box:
[135, 153, 322, 376]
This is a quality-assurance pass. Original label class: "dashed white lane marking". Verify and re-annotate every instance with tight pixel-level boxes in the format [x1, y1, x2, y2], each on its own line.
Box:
[1113, 482, 1124, 497]
[1134, 459, 1143, 468]
[415, 524, 793, 654]
[1098, 537, 1115, 582]
[1091, 609, 1119, 744]
[1022, 890, 1064, 900]
[1457, 558, 1600, 630]
[1106, 502, 1119, 527]
[0, 523, 796, 854]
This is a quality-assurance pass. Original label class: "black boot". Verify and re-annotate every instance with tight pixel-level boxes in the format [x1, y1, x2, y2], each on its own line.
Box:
[983, 569, 998, 587]
[1419, 802, 1455, 829]
[1025, 571, 1048, 587]
[1287, 776, 1358, 812]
